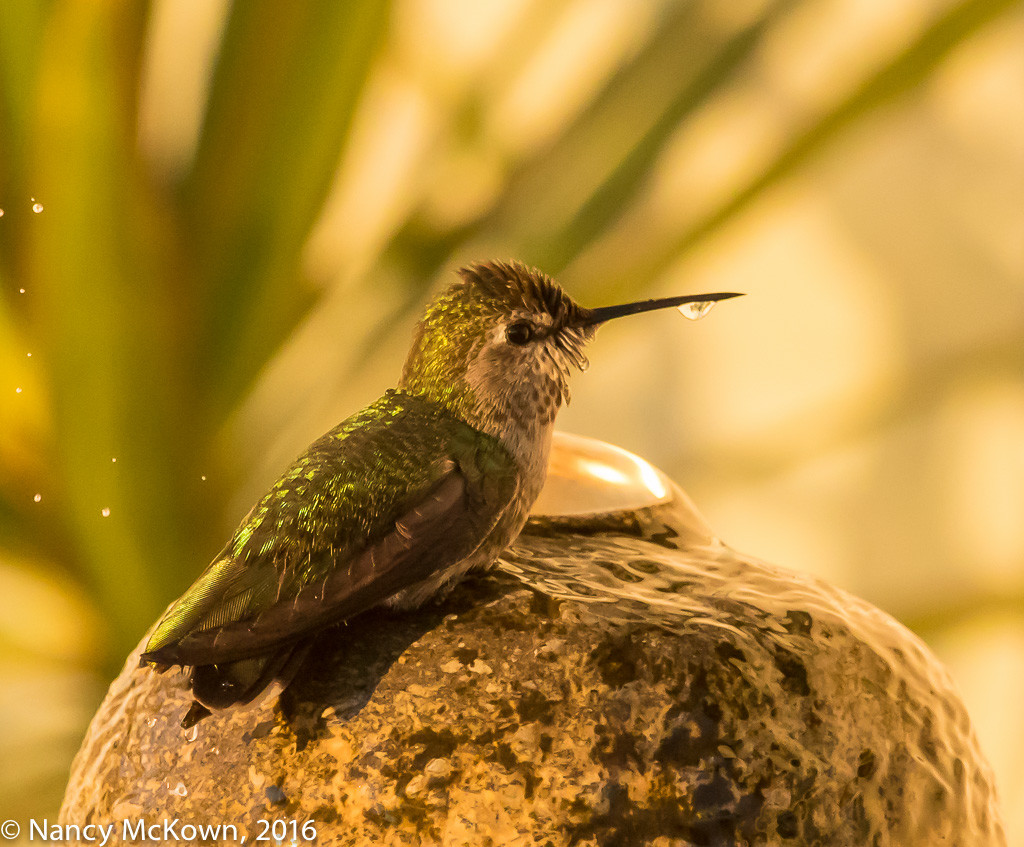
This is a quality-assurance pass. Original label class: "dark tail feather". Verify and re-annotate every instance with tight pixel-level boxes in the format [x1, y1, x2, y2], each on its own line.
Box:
[181, 640, 313, 728]
[181, 702, 212, 729]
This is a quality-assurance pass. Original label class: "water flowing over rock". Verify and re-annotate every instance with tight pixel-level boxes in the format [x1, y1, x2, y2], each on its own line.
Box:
[61, 434, 1004, 846]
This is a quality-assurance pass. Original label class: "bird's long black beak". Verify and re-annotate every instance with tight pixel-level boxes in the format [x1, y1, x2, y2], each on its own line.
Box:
[574, 291, 744, 328]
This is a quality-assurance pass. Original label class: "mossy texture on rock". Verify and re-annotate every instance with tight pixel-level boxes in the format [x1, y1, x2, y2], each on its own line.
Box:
[62, 500, 1004, 846]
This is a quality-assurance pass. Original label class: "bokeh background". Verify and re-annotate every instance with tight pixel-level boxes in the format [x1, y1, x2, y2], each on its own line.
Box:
[1, 0, 1021, 838]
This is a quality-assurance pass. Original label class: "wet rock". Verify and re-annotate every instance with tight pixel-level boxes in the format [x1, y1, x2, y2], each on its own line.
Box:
[61, 443, 1004, 847]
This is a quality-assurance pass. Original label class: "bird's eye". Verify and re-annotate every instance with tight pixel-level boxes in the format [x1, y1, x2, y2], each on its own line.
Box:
[505, 320, 535, 346]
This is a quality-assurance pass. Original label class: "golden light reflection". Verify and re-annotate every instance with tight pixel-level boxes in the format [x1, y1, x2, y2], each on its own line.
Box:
[577, 457, 630, 486]
[533, 432, 672, 516]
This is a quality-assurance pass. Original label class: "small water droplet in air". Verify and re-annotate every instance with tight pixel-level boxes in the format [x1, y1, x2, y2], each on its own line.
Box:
[33, 494, 42, 503]
[678, 300, 716, 321]
[201, 475, 207, 481]
[19, 288, 25, 294]
[26, 352, 32, 357]
[15, 387, 22, 394]
[0, 208, 5, 217]
[101, 507, 111, 517]
[111, 457, 117, 463]
[31, 200, 43, 213]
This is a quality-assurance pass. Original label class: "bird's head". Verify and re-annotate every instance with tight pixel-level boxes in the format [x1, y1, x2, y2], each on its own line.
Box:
[400, 260, 740, 439]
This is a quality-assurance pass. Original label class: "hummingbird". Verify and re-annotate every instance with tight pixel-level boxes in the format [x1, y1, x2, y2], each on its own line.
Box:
[141, 260, 741, 727]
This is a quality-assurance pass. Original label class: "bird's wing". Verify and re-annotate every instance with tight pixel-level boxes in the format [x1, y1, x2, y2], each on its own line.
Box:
[142, 393, 517, 667]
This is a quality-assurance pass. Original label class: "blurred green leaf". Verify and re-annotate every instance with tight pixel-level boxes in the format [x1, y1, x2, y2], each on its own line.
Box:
[367, 3, 788, 368]
[24, 0, 196, 658]
[533, 1, 794, 275]
[0, 0, 54, 282]
[183, 0, 390, 422]
[383, 1, 725, 284]
[591, 0, 1021, 298]
[0, 0, 52, 167]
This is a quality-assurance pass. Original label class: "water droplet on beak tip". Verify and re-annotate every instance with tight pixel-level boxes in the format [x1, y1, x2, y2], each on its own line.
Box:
[677, 300, 716, 321]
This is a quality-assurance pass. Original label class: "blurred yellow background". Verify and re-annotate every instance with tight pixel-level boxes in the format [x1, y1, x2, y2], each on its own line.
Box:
[1, 0, 1021, 839]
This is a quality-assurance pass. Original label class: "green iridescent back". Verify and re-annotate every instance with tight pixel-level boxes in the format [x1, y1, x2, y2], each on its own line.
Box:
[145, 390, 517, 656]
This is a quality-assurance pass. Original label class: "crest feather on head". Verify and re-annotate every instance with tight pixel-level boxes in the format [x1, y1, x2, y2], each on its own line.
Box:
[456, 260, 585, 327]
